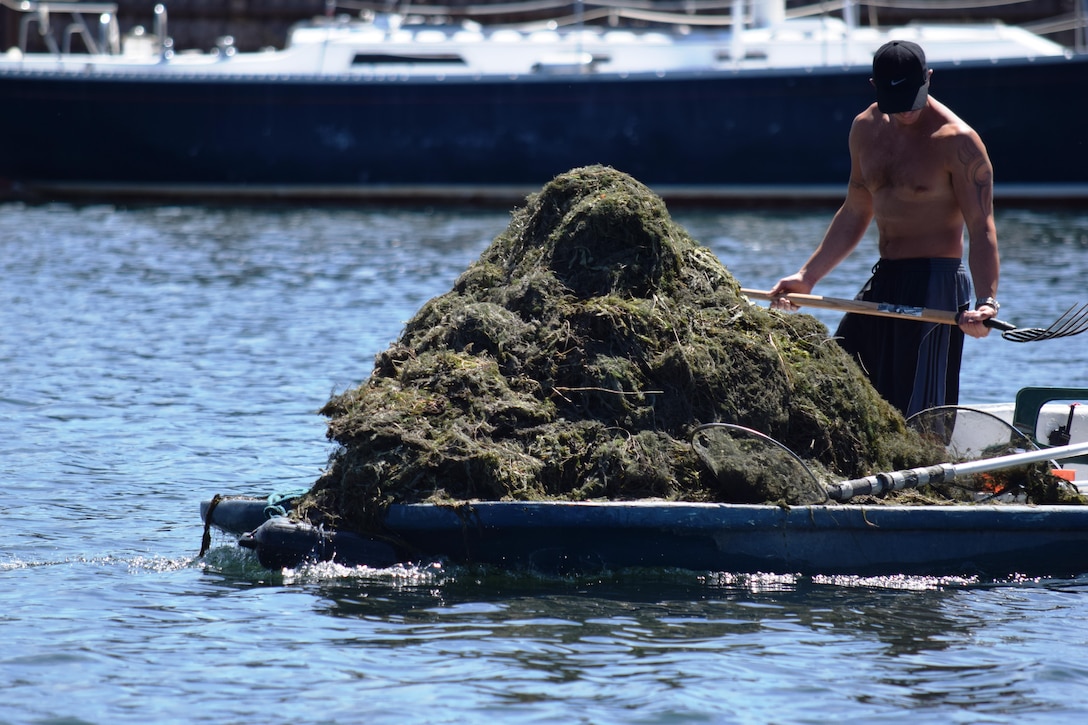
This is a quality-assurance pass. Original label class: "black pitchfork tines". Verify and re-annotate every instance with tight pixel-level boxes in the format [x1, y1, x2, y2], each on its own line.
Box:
[988, 302, 1088, 343]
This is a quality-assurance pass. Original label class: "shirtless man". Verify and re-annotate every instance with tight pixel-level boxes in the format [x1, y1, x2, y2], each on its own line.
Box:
[769, 40, 1000, 417]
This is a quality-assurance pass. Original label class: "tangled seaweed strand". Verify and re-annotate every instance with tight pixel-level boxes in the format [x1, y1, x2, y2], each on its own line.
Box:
[297, 166, 953, 531]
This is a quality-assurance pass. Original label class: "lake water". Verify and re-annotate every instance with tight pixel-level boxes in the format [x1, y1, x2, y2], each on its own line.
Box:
[3, 200, 1088, 723]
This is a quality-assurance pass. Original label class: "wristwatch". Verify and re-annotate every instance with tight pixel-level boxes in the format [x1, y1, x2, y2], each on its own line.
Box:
[975, 297, 1000, 313]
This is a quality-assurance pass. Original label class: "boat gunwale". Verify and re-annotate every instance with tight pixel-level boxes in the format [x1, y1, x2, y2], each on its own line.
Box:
[203, 496, 1088, 538]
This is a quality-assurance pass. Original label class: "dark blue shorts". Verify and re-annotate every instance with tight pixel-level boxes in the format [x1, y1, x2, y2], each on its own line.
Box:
[834, 258, 971, 417]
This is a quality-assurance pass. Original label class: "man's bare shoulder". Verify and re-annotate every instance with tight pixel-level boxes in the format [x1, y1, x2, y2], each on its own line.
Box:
[850, 103, 884, 131]
[926, 98, 991, 171]
[847, 104, 885, 155]
[928, 98, 983, 142]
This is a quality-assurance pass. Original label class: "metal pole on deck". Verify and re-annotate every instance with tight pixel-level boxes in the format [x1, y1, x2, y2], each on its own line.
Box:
[154, 3, 171, 61]
[1080, 0, 1087, 53]
[576, 0, 584, 73]
[730, 0, 744, 68]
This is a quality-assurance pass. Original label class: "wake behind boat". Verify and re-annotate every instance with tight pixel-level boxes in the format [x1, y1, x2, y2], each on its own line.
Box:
[1, 0, 1086, 202]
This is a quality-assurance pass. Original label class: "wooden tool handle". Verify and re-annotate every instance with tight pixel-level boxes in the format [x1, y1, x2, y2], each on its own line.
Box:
[740, 288, 961, 325]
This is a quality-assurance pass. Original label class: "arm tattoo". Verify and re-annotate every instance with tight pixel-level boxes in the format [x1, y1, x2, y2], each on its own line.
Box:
[957, 137, 993, 215]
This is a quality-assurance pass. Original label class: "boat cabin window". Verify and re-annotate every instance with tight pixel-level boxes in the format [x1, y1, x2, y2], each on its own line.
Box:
[352, 53, 466, 65]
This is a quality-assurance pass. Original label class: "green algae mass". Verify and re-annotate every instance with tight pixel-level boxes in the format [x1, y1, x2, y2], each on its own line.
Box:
[297, 166, 949, 529]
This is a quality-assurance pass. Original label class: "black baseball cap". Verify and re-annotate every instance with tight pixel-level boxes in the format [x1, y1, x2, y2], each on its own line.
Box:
[872, 40, 930, 114]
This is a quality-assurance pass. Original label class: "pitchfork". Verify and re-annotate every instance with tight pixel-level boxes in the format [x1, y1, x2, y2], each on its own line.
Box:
[741, 289, 1088, 343]
[986, 303, 1088, 342]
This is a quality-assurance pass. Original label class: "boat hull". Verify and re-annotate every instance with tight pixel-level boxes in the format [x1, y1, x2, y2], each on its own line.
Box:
[4, 55, 1087, 203]
[202, 497, 1088, 577]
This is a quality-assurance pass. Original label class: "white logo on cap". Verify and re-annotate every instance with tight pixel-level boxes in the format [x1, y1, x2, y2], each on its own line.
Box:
[890, 78, 907, 86]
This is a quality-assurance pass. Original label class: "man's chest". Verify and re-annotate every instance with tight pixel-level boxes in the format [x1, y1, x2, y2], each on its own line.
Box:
[859, 138, 950, 199]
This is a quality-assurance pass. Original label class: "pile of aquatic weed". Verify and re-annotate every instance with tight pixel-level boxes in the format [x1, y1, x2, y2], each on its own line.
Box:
[294, 166, 1069, 532]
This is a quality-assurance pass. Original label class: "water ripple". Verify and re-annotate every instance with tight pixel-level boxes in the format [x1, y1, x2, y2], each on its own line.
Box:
[4, 203, 1088, 723]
